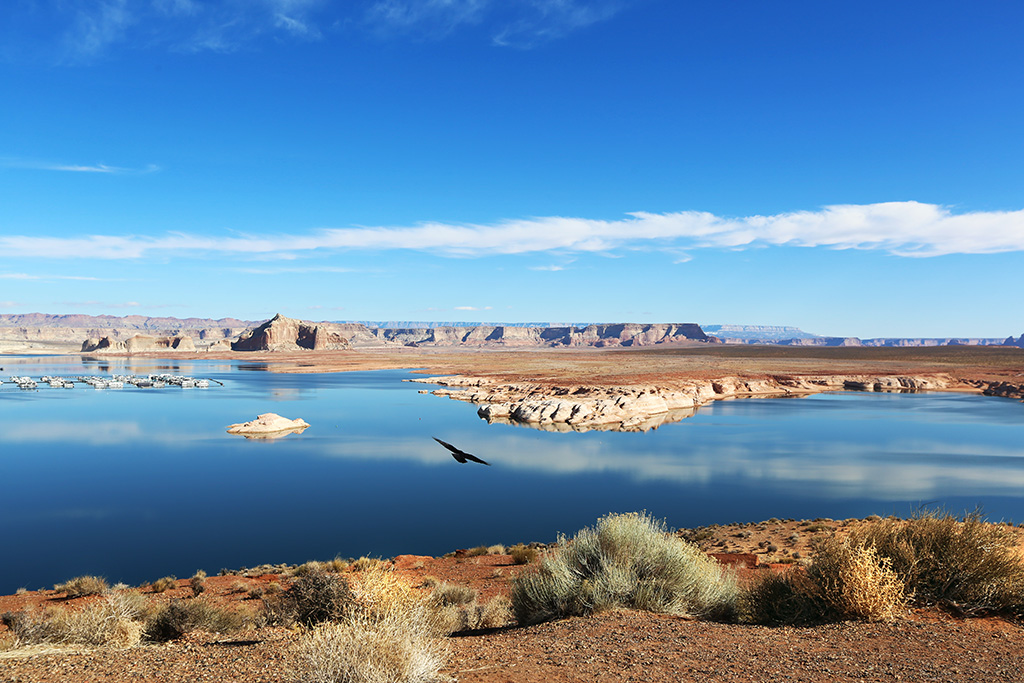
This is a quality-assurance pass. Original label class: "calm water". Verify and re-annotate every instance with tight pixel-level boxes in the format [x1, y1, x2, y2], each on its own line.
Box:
[1, 355, 1023, 592]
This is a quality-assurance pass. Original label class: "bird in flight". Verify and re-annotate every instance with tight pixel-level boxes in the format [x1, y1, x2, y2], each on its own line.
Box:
[433, 437, 491, 465]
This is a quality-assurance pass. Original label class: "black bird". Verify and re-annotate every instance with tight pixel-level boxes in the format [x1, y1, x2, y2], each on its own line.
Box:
[433, 437, 490, 466]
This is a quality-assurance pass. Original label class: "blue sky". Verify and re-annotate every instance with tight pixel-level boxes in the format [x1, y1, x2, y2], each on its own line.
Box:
[1, 0, 1022, 337]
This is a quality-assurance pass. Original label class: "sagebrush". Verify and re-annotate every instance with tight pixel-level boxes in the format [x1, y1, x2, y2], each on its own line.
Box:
[510, 511, 738, 625]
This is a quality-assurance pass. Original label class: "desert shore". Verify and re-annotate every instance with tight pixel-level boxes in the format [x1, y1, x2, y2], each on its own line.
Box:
[2, 517, 1022, 683]
[133, 344, 1024, 431]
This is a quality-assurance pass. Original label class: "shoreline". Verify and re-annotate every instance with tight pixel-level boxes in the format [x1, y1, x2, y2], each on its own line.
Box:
[412, 371, 1024, 432]
[4, 345, 1022, 432]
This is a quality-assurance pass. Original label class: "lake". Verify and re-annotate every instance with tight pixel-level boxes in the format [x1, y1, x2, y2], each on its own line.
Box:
[1, 355, 1023, 593]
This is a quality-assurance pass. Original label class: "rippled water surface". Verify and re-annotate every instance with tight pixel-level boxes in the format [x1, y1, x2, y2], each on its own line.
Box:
[1, 355, 1023, 592]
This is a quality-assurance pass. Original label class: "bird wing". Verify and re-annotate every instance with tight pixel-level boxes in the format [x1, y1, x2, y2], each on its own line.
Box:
[433, 437, 490, 465]
[433, 437, 459, 453]
[463, 452, 491, 466]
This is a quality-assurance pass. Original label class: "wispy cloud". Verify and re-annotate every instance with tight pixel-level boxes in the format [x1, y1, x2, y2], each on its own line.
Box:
[10, 0, 627, 61]
[56, 300, 142, 309]
[0, 273, 105, 281]
[528, 265, 566, 271]
[18, 0, 330, 60]
[365, 0, 630, 46]
[235, 266, 362, 275]
[1, 158, 160, 174]
[454, 305, 493, 311]
[4, 202, 1024, 261]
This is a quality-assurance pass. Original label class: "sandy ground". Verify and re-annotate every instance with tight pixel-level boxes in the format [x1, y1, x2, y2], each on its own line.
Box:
[2, 518, 1022, 683]
[189, 344, 1024, 385]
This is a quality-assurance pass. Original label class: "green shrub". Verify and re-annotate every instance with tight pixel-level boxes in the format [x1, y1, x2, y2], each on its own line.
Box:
[510, 512, 738, 626]
[53, 575, 108, 598]
[145, 599, 245, 641]
[849, 509, 1024, 614]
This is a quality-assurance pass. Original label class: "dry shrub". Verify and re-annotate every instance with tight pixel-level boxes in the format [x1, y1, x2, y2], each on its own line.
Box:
[293, 613, 447, 683]
[150, 576, 177, 594]
[486, 545, 506, 555]
[284, 570, 355, 627]
[509, 544, 538, 565]
[850, 510, 1024, 614]
[2, 592, 150, 648]
[292, 566, 448, 683]
[426, 582, 477, 608]
[190, 570, 207, 597]
[53, 575, 108, 598]
[739, 570, 820, 625]
[465, 546, 489, 558]
[808, 538, 905, 622]
[510, 512, 738, 626]
[145, 599, 245, 641]
[432, 595, 512, 634]
[351, 557, 384, 573]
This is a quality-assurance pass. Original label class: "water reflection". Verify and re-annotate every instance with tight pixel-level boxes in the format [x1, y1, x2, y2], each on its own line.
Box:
[0, 355, 1022, 592]
[483, 406, 699, 432]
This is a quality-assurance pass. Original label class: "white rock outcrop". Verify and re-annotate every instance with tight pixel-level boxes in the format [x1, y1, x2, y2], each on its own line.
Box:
[226, 413, 310, 437]
[411, 373, 975, 433]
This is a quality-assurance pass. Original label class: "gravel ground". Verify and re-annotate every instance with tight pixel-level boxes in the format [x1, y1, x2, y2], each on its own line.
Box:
[3, 520, 1021, 683]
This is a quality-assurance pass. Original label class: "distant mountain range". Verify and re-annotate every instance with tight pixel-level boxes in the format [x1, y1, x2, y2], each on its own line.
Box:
[0, 314, 1020, 352]
[703, 324, 1019, 348]
[702, 324, 821, 341]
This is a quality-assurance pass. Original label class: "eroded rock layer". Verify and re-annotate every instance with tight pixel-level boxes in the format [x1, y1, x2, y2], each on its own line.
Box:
[413, 374, 1024, 432]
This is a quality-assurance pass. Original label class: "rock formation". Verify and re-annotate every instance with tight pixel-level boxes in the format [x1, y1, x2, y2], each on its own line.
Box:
[231, 314, 356, 351]
[226, 413, 310, 438]
[411, 373, 1017, 433]
[368, 322, 708, 348]
[1, 313, 251, 353]
[82, 334, 196, 353]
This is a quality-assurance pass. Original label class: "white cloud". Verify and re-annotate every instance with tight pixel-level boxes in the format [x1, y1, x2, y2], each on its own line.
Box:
[1, 158, 160, 174]
[4, 202, 1024, 261]
[454, 305, 493, 311]
[529, 265, 565, 271]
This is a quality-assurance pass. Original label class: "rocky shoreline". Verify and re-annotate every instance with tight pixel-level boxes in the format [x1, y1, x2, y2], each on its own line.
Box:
[414, 373, 1024, 432]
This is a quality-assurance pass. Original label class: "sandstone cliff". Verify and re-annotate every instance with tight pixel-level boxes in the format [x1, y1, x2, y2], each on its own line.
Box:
[0, 313, 251, 353]
[82, 334, 197, 353]
[369, 322, 708, 348]
[231, 314, 355, 351]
